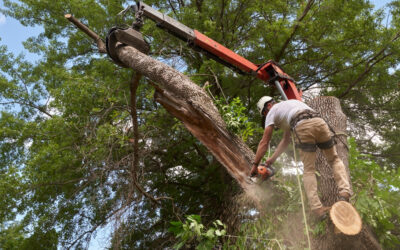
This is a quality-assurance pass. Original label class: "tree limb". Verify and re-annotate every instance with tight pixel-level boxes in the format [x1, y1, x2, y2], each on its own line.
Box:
[129, 72, 141, 182]
[339, 30, 400, 98]
[338, 52, 393, 98]
[275, 0, 315, 62]
[65, 14, 107, 53]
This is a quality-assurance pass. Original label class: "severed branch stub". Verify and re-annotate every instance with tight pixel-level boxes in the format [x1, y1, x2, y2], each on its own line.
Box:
[65, 14, 107, 53]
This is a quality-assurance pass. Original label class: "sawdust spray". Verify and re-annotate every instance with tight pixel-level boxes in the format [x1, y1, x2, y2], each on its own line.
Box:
[230, 171, 310, 249]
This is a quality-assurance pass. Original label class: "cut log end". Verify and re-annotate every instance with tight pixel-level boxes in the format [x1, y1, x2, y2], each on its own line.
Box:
[330, 201, 362, 235]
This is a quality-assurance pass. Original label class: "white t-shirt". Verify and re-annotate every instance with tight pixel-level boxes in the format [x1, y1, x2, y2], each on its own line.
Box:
[264, 100, 313, 130]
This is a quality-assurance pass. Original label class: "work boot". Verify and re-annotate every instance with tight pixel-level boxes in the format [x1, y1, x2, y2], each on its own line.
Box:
[312, 206, 331, 220]
[338, 192, 351, 202]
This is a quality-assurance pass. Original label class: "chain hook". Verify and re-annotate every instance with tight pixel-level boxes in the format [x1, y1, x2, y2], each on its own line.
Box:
[115, 2, 144, 30]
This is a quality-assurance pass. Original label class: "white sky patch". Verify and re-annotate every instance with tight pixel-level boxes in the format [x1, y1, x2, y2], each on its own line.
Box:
[281, 161, 303, 176]
[89, 224, 112, 250]
[166, 165, 191, 179]
[301, 83, 322, 102]
[24, 138, 33, 150]
[0, 14, 6, 25]
[46, 96, 62, 117]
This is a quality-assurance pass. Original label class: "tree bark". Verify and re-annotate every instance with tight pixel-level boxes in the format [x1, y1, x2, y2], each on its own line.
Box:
[308, 97, 381, 250]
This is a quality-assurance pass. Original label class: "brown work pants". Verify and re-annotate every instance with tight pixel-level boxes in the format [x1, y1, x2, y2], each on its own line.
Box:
[294, 118, 351, 210]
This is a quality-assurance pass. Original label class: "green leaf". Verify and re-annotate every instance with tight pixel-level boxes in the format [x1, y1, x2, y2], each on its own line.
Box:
[173, 240, 186, 250]
[170, 221, 183, 226]
[205, 229, 215, 239]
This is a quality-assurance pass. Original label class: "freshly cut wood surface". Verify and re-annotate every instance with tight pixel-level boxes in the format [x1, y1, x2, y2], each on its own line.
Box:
[330, 201, 362, 235]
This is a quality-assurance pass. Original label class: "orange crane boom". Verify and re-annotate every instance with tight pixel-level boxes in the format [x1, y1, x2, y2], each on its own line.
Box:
[108, 1, 303, 101]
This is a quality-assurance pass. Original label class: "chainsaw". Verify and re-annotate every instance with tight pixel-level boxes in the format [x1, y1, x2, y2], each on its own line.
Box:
[250, 163, 275, 184]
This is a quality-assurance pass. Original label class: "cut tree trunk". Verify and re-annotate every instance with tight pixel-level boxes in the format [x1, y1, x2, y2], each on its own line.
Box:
[308, 97, 381, 250]
[112, 43, 380, 249]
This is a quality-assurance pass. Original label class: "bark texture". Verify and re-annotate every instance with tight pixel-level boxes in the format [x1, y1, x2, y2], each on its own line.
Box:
[308, 97, 380, 250]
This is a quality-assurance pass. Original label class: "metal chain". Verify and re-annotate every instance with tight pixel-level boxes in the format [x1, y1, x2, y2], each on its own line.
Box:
[133, 6, 144, 30]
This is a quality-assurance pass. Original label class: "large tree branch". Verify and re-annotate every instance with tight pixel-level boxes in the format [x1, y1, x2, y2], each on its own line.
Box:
[275, 0, 315, 62]
[64, 13, 261, 205]
[110, 43, 257, 195]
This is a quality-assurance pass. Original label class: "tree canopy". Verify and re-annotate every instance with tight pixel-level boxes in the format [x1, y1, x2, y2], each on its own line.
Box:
[0, 0, 399, 248]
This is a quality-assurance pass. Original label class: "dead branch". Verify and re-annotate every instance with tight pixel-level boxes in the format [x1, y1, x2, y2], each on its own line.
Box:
[65, 14, 107, 53]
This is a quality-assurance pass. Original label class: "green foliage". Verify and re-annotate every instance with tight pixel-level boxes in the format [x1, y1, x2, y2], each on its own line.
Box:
[216, 97, 258, 142]
[0, 222, 26, 250]
[0, 222, 58, 250]
[0, 0, 399, 248]
[349, 138, 400, 248]
[169, 214, 226, 250]
[309, 220, 327, 237]
[224, 217, 285, 250]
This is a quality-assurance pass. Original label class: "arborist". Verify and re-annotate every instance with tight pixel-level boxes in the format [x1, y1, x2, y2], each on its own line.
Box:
[250, 96, 352, 219]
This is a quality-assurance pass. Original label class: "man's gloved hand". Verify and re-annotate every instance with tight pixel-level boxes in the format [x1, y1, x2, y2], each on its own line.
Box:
[250, 164, 258, 177]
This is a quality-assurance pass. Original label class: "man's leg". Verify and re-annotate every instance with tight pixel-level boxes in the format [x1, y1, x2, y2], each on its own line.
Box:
[315, 120, 352, 198]
[299, 149, 323, 210]
[321, 146, 351, 197]
[296, 119, 331, 217]
[295, 119, 324, 210]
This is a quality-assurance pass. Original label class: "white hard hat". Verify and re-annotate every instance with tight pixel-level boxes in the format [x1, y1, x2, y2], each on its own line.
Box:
[257, 96, 273, 114]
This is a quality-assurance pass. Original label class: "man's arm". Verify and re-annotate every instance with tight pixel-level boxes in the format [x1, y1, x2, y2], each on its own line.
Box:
[266, 129, 291, 165]
[250, 125, 274, 176]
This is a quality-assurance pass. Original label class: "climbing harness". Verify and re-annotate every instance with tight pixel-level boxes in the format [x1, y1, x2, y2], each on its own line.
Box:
[290, 109, 347, 152]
